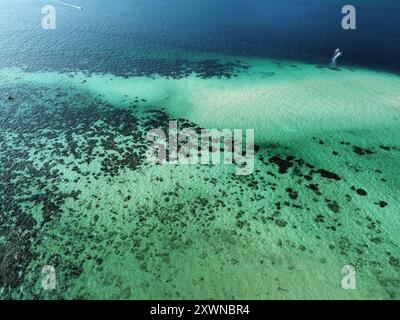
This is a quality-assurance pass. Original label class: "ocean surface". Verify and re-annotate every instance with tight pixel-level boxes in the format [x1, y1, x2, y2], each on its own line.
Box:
[0, 0, 399, 299]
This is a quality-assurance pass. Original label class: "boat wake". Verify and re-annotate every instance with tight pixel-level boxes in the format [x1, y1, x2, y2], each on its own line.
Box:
[56, 0, 83, 10]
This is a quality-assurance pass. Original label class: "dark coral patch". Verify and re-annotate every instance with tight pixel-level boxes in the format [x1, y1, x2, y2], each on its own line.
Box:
[352, 146, 375, 156]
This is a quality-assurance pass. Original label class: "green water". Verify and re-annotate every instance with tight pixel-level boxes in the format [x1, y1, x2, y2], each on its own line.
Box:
[0, 54, 399, 299]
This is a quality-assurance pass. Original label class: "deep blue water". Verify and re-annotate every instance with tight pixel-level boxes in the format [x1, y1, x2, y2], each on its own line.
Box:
[0, 0, 399, 73]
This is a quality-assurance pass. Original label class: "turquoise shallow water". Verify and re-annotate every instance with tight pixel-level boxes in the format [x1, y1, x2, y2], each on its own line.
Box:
[0, 55, 399, 299]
